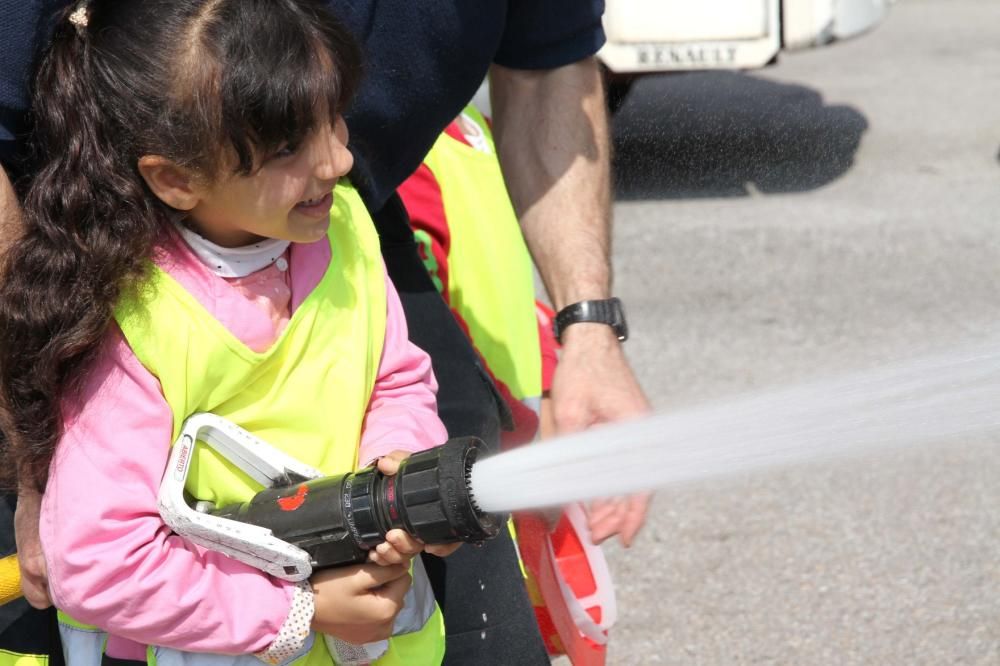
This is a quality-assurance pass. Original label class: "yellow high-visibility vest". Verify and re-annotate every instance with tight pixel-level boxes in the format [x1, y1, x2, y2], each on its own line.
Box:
[420, 106, 542, 404]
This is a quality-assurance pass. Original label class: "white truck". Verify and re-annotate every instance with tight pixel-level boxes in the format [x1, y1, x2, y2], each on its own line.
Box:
[599, 0, 889, 109]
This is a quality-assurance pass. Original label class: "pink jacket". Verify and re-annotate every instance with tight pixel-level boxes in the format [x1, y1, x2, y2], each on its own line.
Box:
[39, 234, 447, 657]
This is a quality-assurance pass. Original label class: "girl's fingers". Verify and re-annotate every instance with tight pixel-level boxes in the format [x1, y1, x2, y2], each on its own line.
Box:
[368, 534, 421, 566]
[385, 529, 423, 555]
[375, 450, 412, 475]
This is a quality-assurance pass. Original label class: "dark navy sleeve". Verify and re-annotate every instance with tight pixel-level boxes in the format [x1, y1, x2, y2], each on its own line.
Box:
[0, 0, 67, 173]
[494, 0, 606, 70]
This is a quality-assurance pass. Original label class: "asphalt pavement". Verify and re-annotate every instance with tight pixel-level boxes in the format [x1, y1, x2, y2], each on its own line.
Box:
[589, 1, 1000, 663]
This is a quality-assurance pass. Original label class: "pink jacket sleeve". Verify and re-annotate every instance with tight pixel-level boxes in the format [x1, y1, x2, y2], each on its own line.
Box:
[40, 329, 291, 654]
[358, 273, 448, 466]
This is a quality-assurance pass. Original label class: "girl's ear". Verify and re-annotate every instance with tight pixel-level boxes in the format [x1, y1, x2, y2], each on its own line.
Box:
[137, 156, 203, 211]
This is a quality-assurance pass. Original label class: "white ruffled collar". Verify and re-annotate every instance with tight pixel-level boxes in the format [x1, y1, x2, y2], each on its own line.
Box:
[174, 222, 290, 278]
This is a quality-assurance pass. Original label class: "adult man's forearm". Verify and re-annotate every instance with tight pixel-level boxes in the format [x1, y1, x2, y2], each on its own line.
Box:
[1, 165, 50, 606]
[0, 165, 23, 253]
[489, 57, 612, 311]
[489, 61, 651, 546]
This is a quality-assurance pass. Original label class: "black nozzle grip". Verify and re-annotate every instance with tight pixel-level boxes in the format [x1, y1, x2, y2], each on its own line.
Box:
[393, 436, 506, 544]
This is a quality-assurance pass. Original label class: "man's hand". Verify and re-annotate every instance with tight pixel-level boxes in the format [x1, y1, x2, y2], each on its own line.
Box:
[14, 488, 52, 608]
[550, 323, 652, 547]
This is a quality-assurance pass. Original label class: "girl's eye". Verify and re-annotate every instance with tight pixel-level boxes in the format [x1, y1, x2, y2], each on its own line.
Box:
[274, 142, 300, 159]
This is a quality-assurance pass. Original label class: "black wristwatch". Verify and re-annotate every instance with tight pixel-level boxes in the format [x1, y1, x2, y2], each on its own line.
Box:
[552, 297, 629, 343]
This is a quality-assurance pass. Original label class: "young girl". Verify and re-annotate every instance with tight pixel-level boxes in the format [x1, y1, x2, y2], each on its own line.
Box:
[0, 1, 456, 663]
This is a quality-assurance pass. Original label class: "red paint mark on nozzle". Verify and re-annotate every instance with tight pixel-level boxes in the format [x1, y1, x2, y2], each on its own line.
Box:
[278, 484, 309, 511]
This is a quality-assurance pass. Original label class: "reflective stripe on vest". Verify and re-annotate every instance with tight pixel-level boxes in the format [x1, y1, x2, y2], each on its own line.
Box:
[53, 183, 443, 665]
[0, 651, 49, 666]
[421, 106, 542, 402]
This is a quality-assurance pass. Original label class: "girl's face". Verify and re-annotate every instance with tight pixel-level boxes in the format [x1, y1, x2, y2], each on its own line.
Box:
[185, 115, 353, 247]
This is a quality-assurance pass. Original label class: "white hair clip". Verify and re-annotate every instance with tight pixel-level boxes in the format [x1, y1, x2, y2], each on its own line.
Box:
[69, 3, 90, 31]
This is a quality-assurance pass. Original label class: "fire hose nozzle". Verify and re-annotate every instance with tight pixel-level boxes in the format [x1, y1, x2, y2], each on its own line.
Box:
[158, 414, 506, 580]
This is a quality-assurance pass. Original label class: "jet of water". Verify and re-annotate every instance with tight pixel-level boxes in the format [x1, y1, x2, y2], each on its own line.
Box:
[469, 341, 1000, 513]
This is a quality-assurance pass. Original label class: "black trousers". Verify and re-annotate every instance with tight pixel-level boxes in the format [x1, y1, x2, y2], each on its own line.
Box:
[372, 195, 549, 665]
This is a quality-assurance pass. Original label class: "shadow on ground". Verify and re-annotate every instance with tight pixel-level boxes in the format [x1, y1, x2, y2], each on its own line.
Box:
[613, 71, 869, 200]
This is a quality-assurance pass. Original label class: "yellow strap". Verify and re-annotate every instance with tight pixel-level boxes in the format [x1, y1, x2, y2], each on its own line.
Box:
[0, 555, 22, 606]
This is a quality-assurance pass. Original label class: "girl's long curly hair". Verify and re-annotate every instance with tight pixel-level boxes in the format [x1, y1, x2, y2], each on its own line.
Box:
[0, 0, 361, 491]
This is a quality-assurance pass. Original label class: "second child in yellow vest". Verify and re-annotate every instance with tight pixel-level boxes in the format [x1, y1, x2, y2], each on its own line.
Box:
[398, 107, 552, 447]
[0, 2, 457, 665]
[399, 106, 616, 666]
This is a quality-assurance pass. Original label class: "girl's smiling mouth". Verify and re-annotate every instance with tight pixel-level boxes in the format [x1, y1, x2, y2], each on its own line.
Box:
[294, 191, 334, 218]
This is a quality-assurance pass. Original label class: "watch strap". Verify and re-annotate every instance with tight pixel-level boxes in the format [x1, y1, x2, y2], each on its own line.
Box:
[553, 297, 628, 343]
